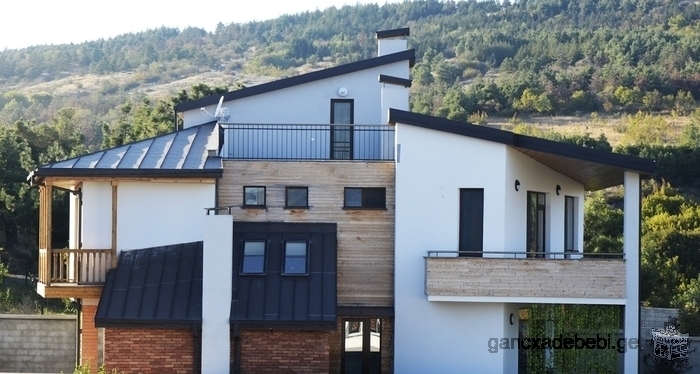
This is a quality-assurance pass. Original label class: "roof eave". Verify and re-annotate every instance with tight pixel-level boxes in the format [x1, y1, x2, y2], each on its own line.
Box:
[31, 168, 223, 180]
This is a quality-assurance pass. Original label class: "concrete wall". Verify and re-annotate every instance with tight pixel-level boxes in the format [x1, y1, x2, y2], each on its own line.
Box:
[0, 314, 76, 373]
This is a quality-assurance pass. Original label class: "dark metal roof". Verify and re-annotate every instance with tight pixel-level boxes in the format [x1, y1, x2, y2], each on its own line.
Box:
[95, 242, 203, 327]
[388, 109, 656, 191]
[175, 50, 416, 112]
[378, 74, 412, 87]
[30, 122, 222, 182]
[376, 28, 410, 39]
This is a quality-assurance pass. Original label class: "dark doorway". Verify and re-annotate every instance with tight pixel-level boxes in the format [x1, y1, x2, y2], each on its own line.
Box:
[459, 188, 484, 257]
[331, 99, 353, 160]
[342, 318, 381, 374]
[527, 192, 546, 258]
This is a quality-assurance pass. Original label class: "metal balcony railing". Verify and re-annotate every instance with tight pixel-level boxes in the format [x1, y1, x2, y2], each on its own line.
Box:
[219, 124, 395, 160]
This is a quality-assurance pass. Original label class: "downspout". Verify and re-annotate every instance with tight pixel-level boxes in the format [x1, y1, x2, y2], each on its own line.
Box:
[174, 107, 178, 132]
[233, 324, 241, 374]
[76, 300, 82, 367]
[193, 324, 201, 374]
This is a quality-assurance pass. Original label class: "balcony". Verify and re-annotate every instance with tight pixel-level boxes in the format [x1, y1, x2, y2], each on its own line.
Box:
[425, 251, 626, 303]
[37, 248, 112, 299]
[220, 124, 394, 160]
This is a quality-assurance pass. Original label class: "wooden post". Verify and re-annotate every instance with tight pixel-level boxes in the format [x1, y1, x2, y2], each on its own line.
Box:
[111, 181, 118, 267]
[39, 184, 53, 284]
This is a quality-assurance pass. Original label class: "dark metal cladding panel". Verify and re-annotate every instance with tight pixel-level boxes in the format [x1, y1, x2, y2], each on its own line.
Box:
[122, 249, 150, 320]
[231, 222, 337, 328]
[171, 244, 196, 320]
[95, 242, 203, 327]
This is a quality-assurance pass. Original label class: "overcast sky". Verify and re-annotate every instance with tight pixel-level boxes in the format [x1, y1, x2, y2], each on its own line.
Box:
[0, 0, 398, 50]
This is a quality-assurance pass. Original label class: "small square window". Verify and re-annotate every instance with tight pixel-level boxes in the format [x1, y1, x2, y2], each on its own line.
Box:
[344, 187, 386, 209]
[283, 241, 308, 275]
[244, 186, 266, 207]
[285, 187, 309, 208]
[242, 241, 266, 274]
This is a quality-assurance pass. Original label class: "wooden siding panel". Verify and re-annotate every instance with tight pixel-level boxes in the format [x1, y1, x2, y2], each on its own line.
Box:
[425, 258, 626, 299]
[219, 161, 395, 307]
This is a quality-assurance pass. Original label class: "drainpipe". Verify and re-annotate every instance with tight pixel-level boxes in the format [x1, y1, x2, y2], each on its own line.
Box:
[193, 324, 201, 374]
[233, 324, 241, 374]
[76, 300, 82, 366]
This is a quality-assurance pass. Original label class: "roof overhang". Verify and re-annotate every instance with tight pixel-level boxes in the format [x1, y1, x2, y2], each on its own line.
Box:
[389, 109, 655, 191]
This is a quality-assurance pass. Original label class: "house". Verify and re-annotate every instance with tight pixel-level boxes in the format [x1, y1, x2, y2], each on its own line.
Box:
[28, 27, 653, 373]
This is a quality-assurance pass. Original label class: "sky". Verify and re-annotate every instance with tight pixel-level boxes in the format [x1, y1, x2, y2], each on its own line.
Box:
[0, 0, 398, 50]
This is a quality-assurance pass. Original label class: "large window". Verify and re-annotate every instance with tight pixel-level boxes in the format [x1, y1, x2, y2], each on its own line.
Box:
[241, 241, 266, 274]
[344, 188, 386, 209]
[243, 186, 266, 207]
[283, 241, 308, 274]
[331, 99, 353, 160]
[565, 196, 577, 253]
[285, 187, 309, 209]
[527, 191, 546, 258]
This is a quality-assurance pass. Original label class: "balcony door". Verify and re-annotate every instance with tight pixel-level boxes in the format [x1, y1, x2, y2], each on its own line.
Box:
[527, 191, 546, 258]
[459, 188, 484, 257]
[331, 99, 353, 160]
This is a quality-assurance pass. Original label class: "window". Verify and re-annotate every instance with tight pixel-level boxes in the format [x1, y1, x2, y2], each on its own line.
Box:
[242, 241, 266, 274]
[565, 196, 576, 252]
[331, 99, 353, 160]
[344, 188, 386, 209]
[243, 186, 265, 207]
[526, 191, 546, 258]
[283, 241, 308, 274]
[285, 187, 309, 208]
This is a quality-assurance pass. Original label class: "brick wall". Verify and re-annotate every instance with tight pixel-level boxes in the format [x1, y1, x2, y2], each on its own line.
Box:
[235, 330, 330, 373]
[104, 328, 195, 374]
[0, 314, 76, 373]
[81, 304, 99, 368]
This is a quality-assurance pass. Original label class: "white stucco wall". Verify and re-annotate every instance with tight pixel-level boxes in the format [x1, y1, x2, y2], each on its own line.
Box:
[182, 61, 410, 128]
[394, 123, 592, 372]
[81, 182, 113, 250]
[394, 123, 513, 373]
[81, 181, 215, 253]
[504, 147, 585, 255]
[116, 182, 215, 252]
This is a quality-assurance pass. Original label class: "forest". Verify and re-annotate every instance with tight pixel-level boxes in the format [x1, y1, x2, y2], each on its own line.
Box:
[1, 0, 700, 337]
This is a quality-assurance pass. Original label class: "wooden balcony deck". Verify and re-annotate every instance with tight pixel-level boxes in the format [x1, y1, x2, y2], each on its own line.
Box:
[38, 248, 112, 299]
[425, 251, 626, 302]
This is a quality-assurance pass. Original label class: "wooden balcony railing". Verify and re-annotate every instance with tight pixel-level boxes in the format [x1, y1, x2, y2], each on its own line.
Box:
[38, 248, 112, 285]
[425, 251, 626, 301]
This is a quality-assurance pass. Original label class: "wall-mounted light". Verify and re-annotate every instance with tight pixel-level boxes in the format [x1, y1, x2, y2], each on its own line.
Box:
[337, 87, 348, 97]
[515, 180, 520, 191]
[556, 185, 561, 195]
[510, 313, 515, 325]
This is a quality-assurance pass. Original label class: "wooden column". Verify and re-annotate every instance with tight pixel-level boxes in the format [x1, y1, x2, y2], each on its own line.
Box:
[111, 181, 118, 267]
[39, 184, 53, 285]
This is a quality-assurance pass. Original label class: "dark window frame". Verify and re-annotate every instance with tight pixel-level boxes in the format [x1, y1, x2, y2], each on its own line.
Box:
[243, 186, 266, 208]
[285, 186, 309, 209]
[282, 240, 309, 275]
[331, 99, 354, 160]
[241, 240, 267, 275]
[564, 195, 576, 252]
[526, 191, 546, 258]
[343, 187, 386, 209]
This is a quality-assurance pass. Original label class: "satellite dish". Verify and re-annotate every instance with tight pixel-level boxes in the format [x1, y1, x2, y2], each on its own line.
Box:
[200, 96, 230, 121]
[214, 96, 224, 118]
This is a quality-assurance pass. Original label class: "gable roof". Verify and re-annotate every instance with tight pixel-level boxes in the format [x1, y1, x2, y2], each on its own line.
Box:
[388, 109, 656, 191]
[95, 242, 203, 327]
[29, 121, 222, 184]
[175, 49, 416, 112]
